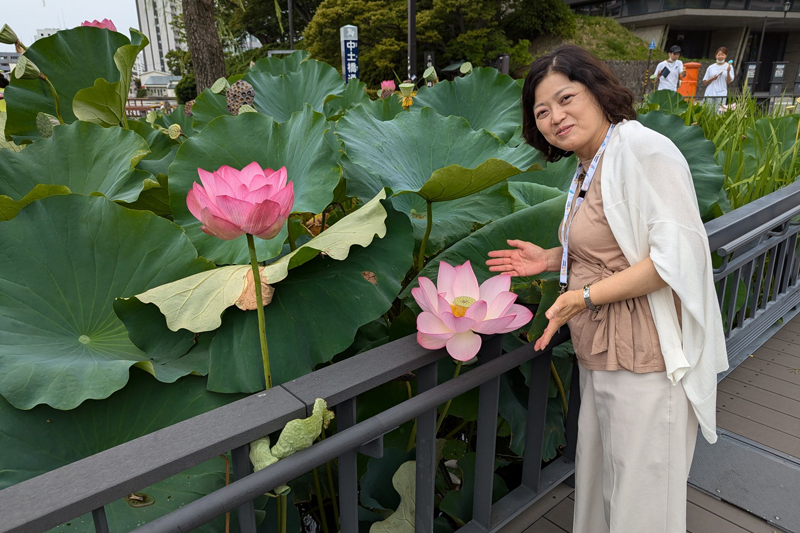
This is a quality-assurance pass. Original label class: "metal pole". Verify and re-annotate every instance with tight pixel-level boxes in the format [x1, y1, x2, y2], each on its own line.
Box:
[288, 0, 294, 51]
[408, 0, 417, 80]
[756, 16, 767, 91]
[644, 48, 653, 95]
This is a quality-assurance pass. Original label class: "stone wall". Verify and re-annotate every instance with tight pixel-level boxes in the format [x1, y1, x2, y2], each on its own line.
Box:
[606, 60, 717, 101]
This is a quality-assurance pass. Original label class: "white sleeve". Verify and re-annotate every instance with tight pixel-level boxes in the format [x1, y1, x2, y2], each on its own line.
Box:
[703, 66, 713, 81]
[729, 66, 735, 81]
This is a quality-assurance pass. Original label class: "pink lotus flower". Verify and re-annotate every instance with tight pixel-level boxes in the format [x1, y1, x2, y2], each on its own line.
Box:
[186, 162, 294, 240]
[81, 19, 117, 32]
[380, 80, 396, 92]
[411, 261, 533, 361]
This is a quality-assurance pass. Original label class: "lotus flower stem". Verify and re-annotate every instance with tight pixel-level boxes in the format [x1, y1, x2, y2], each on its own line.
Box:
[550, 361, 568, 417]
[416, 200, 433, 272]
[318, 430, 340, 526]
[312, 467, 331, 533]
[40, 75, 64, 125]
[246, 233, 273, 390]
[435, 361, 463, 433]
[278, 494, 287, 533]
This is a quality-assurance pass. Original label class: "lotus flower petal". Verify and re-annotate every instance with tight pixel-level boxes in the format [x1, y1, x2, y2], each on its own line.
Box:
[452, 261, 479, 301]
[417, 312, 452, 335]
[472, 314, 516, 334]
[485, 291, 517, 320]
[186, 163, 295, 241]
[437, 262, 456, 303]
[479, 274, 511, 306]
[440, 312, 475, 333]
[412, 277, 439, 314]
[446, 331, 482, 361]
[418, 331, 449, 350]
[199, 208, 247, 240]
[81, 18, 117, 31]
[501, 304, 534, 332]
[465, 300, 487, 322]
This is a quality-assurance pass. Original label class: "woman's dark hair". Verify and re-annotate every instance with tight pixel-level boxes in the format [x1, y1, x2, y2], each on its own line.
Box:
[716, 46, 728, 56]
[0, 73, 8, 89]
[521, 44, 636, 162]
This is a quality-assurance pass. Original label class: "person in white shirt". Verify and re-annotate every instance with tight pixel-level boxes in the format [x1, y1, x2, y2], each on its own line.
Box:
[703, 46, 734, 112]
[654, 45, 687, 92]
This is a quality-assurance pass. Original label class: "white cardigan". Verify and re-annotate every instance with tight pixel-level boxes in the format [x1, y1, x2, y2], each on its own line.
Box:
[600, 119, 729, 443]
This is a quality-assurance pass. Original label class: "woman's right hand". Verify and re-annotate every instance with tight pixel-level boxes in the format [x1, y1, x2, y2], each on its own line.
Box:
[486, 239, 551, 277]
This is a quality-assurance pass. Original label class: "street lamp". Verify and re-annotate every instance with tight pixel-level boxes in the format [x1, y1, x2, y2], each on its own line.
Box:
[785, 0, 792, 18]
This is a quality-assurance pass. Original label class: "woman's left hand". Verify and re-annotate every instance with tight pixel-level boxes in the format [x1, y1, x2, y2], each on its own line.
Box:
[533, 290, 587, 351]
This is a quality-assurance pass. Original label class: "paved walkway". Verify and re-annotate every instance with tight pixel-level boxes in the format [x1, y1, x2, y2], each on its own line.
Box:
[511, 312, 800, 533]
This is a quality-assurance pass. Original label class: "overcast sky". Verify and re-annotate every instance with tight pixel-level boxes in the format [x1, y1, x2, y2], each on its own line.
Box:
[0, 0, 140, 53]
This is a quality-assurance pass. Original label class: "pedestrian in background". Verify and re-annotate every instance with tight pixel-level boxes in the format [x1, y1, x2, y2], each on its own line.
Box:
[703, 47, 734, 112]
[655, 45, 687, 92]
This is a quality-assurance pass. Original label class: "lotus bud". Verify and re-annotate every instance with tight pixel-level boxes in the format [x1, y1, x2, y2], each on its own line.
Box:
[14, 55, 41, 80]
[380, 79, 396, 99]
[460, 61, 473, 75]
[168, 124, 182, 139]
[0, 24, 17, 44]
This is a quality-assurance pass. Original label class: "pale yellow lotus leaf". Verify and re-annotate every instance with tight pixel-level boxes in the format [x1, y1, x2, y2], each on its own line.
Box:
[134, 189, 388, 333]
[370, 461, 416, 533]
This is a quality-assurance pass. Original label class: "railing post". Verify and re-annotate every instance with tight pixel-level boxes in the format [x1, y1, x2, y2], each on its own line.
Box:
[471, 334, 504, 529]
[232, 444, 257, 533]
[337, 398, 358, 533]
[92, 506, 110, 533]
[520, 349, 554, 493]
[415, 360, 438, 533]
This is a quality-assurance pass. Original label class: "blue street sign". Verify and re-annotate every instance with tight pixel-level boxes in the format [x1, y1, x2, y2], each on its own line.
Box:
[649, 39, 656, 50]
[340, 25, 359, 83]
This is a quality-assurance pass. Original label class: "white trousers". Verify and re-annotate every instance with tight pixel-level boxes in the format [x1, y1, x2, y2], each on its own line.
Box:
[572, 363, 699, 533]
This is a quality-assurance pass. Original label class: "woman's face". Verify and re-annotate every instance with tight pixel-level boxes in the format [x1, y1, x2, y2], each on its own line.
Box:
[716, 51, 728, 62]
[532, 72, 609, 159]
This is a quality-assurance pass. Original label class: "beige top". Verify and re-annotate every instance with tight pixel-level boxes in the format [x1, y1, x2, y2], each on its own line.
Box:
[560, 158, 676, 373]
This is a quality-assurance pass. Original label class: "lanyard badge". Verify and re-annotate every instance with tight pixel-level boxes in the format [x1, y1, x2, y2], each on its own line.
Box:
[558, 124, 615, 294]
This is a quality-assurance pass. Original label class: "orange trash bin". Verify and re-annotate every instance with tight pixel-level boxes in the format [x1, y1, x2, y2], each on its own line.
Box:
[678, 62, 701, 101]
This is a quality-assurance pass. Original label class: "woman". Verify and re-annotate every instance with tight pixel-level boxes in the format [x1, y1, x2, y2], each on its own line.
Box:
[703, 47, 734, 112]
[487, 45, 728, 532]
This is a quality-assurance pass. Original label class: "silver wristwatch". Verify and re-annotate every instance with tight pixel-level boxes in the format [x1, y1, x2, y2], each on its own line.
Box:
[582, 284, 600, 312]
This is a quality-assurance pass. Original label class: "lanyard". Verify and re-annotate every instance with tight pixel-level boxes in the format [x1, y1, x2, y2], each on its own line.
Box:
[559, 124, 615, 293]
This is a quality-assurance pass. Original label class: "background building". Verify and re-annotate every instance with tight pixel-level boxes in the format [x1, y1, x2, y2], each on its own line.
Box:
[35, 28, 60, 41]
[0, 52, 19, 74]
[135, 0, 182, 73]
[563, 0, 800, 93]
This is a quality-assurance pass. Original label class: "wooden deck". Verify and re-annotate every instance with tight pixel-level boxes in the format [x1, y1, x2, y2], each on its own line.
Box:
[510, 312, 800, 533]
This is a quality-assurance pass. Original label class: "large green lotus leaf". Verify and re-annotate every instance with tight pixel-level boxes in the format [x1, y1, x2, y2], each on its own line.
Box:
[412, 68, 522, 142]
[390, 182, 515, 254]
[336, 106, 537, 203]
[243, 60, 345, 123]
[637, 112, 725, 219]
[4, 27, 131, 142]
[0, 112, 24, 152]
[646, 89, 689, 116]
[439, 453, 508, 527]
[0, 194, 214, 409]
[0, 370, 248, 532]
[324, 79, 371, 120]
[510, 154, 576, 192]
[401, 196, 564, 304]
[134, 189, 389, 333]
[73, 29, 149, 127]
[128, 119, 180, 179]
[168, 107, 341, 265]
[206, 201, 413, 392]
[190, 88, 230, 132]
[0, 121, 152, 218]
[509, 182, 565, 212]
[249, 50, 310, 76]
[362, 97, 405, 121]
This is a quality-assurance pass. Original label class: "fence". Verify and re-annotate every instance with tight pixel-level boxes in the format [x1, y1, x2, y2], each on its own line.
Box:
[1, 180, 799, 533]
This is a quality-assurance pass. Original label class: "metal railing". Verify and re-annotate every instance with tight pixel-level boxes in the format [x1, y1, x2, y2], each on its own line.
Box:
[1, 180, 799, 533]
